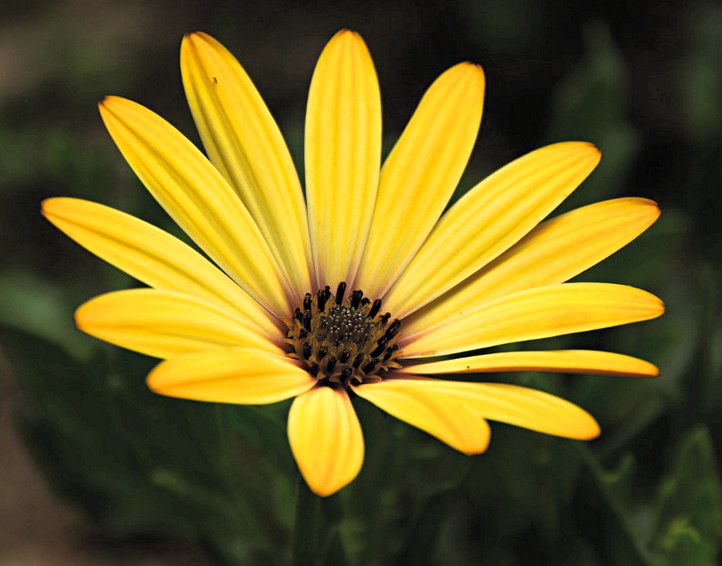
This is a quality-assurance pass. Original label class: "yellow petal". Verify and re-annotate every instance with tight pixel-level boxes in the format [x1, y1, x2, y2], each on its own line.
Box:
[99, 96, 292, 317]
[147, 348, 316, 404]
[365, 377, 599, 440]
[42, 197, 280, 338]
[181, 33, 312, 296]
[355, 63, 485, 298]
[287, 386, 364, 497]
[76, 289, 282, 359]
[400, 349, 659, 377]
[305, 30, 381, 287]
[385, 143, 601, 317]
[401, 283, 664, 358]
[353, 380, 491, 454]
[405, 197, 660, 334]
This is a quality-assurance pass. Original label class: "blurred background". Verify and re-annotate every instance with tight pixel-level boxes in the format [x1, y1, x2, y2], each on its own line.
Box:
[1, 0, 720, 564]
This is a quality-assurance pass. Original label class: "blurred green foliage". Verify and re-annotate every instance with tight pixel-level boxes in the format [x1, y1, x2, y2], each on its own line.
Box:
[1, 1, 721, 565]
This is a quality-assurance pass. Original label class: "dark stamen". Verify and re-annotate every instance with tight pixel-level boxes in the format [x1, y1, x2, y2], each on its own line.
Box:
[370, 337, 388, 358]
[362, 359, 379, 374]
[317, 285, 331, 311]
[302, 342, 312, 360]
[350, 290, 363, 308]
[339, 349, 351, 363]
[335, 282, 347, 305]
[384, 319, 401, 340]
[325, 356, 337, 374]
[303, 293, 313, 312]
[383, 344, 398, 361]
[368, 299, 382, 318]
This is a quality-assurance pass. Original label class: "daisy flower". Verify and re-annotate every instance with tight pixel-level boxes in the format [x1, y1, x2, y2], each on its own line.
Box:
[42, 30, 664, 497]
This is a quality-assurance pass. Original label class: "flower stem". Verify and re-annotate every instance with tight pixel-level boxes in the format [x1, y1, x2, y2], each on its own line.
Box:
[292, 475, 320, 566]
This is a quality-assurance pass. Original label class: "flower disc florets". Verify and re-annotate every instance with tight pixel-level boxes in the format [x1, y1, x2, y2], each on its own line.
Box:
[286, 282, 402, 386]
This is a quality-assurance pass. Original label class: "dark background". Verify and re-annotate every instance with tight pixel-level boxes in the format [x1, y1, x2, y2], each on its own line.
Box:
[1, 1, 720, 564]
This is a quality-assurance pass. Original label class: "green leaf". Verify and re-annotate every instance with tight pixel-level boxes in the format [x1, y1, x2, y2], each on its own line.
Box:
[654, 426, 722, 556]
[659, 518, 715, 566]
[0, 270, 93, 359]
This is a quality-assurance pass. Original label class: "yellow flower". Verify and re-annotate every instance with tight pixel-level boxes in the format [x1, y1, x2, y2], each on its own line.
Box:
[42, 30, 664, 497]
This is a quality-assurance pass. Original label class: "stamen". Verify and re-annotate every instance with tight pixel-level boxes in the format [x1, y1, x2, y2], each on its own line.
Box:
[317, 285, 331, 311]
[335, 282, 347, 305]
[370, 337, 388, 358]
[384, 319, 401, 340]
[369, 299, 382, 318]
[361, 359, 378, 374]
[350, 290, 363, 308]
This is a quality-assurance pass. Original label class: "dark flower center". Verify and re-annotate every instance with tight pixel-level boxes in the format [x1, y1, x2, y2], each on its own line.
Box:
[285, 282, 402, 387]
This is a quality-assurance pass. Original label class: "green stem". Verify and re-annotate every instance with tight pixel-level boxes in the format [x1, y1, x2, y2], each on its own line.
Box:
[293, 475, 320, 566]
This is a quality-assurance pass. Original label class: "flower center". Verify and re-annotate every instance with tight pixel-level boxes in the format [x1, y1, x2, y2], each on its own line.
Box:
[285, 282, 402, 387]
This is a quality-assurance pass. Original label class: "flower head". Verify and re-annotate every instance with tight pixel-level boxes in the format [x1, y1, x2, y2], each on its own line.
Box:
[42, 30, 664, 496]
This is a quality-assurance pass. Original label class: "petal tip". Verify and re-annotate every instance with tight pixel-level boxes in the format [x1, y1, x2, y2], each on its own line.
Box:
[40, 197, 57, 217]
[327, 28, 367, 52]
[73, 304, 89, 332]
[583, 422, 602, 441]
[99, 95, 137, 113]
[632, 197, 661, 220]
[576, 413, 602, 440]
[456, 61, 486, 78]
[98, 95, 126, 117]
[576, 141, 602, 161]
[442, 61, 486, 93]
[333, 28, 359, 39]
[182, 30, 213, 49]
[145, 363, 166, 394]
[306, 481, 343, 498]
[462, 439, 491, 456]
[556, 140, 601, 158]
